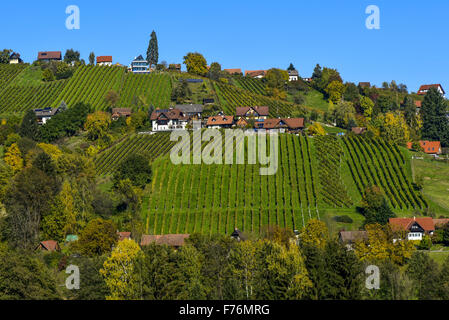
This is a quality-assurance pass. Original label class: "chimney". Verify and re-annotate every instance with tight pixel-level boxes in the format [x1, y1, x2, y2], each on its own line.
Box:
[414, 216, 416, 221]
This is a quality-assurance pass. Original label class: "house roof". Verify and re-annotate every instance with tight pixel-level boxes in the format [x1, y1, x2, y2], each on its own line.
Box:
[224, 68, 242, 74]
[133, 55, 147, 62]
[414, 100, 422, 108]
[339, 231, 368, 243]
[38, 51, 61, 60]
[175, 104, 204, 114]
[33, 107, 59, 118]
[140, 234, 190, 247]
[418, 84, 445, 95]
[97, 56, 112, 63]
[117, 232, 131, 241]
[358, 82, 371, 88]
[434, 219, 449, 228]
[206, 115, 234, 126]
[111, 108, 132, 116]
[263, 118, 304, 130]
[236, 106, 269, 117]
[389, 217, 435, 232]
[408, 140, 442, 154]
[10, 52, 21, 60]
[38, 240, 60, 251]
[288, 70, 299, 76]
[352, 127, 367, 135]
[245, 70, 266, 77]
[150, 108, 188, 121]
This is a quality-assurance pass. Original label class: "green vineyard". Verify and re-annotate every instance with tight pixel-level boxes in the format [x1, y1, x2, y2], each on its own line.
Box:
[342, 136, 426, 210]
[0, 64, 28, 92]
[117, 73, 172, 109]
[51, 65, 125, 111]
[231, 77, 268, 96]
[95, 133, 175, 175]
[145, 134, 323, 235]
[214, 82, 298, 117]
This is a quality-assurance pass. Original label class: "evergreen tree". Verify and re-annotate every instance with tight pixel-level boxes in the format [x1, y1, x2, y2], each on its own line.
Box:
[311, 64, 322, 80]
[89, 52, 95, 65]
[146, 30, 159, 68]
[19, 109, 40, 141]
[287, 63, 295, 71]
[421, 87, 449, 145]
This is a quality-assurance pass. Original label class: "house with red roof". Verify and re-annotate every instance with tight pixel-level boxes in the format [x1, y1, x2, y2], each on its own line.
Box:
[206, 115, 234, 129]
[236, 106, 269, 121]
[117, 231, 131, 241]
[263, 118, 305, 133]
[417, 84, 445, 96]
[389, 217, 435, 241]
[407, 140, 442, 155]
[150, 108, 189, 131]
[97, 56, 113, 66]
[224, 68, 242, 75]
[36, 240, 61, 252]
[38, 51, 62, 62]
[245, 70, 266, 79]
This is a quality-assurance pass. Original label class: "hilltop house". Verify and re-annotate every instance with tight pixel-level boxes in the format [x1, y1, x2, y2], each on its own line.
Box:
[224, 68, 243, 75]
[358, 82, 371, 89]
[34, 107, 61, 125]
[236, 106, 269, 121]
[407, 141, 442, 155]
[206, 115, 234, 129]
[417, 84, 445, 97]
[111, 108, 132, 121]
[389, 217, 435, 241]
[36, 240, 61, 252]
[263, 118, 305, 133]
[175, 104, 204, 119]
[150, 108, 189, 131]
[130, 55, 150, 73]
[140, 234, 190, 249]
[97, 56, 113, 66]
[288, 70, 299, 82]
[245, 70, 266, 79]
[168, 64, 181, 72]
[38, 51, 62, 62]
[9, 52, 23, 64]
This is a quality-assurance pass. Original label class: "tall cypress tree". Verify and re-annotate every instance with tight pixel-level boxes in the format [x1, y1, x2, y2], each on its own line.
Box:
[421, 87, 449, 145]
[146, 31, 159, 68]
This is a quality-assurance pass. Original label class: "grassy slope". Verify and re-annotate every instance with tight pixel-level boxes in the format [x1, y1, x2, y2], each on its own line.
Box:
[302, 90, 329, 112]
[9, 65, 43, 86]
[412, 156, 449, 216]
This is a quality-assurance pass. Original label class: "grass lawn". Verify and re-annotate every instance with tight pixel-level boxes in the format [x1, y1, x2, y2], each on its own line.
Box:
[10, 65, 44, 86]
[427, 251, 449, 265]
[322, 124, 346, 134]
[303, 90, 329, 112]
[412, 156, 449, 216]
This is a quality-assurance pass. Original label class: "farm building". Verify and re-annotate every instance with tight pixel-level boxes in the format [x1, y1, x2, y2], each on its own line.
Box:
[97, 56, 113, 66]
[352, 127, 367, 135]
[389, 217, 435, 241]
[407, 141, 442, 155]
[175, 104, 204, 119]
[150, 108, 189, 131]
[117, 232, 131, 241]
[36, 240, 61, 252]
[9, 52, 23, 64]
[38, 51, 62, 62]
[169, 64, 181, 72]
[417, 84, 445, 97]
[263, 118, 304, 133]
[338, 231, 368, 249]
[245, 70, 266, 79]
[130, 55, 150, 73]
[224, 68, 242, 75]
[236, 106, 269, 120]
[358, 82, 371, 88]
[206, 115, 234, 129]
[34, 107, 61, 125]
[111, 108, 132, 120]
[140, 234, 190, 248]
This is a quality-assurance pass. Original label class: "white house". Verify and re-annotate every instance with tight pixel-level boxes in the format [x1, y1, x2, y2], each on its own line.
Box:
[389, 217, 435, 241]
[150, 108, 188, 131]
[288, 69, 299, 82]
[130, 55, 150, 73]
[417, 84, 445, 97]
[9, 52, 23, 64]
[34, 107, 60, 125]
[97, 56, 113, 66]
[245, 70, 266, 79]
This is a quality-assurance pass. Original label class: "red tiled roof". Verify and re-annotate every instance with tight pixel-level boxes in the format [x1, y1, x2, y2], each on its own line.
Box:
[38, 240, 60, 252]
[97, 56, 112, 63]
[245, 70, 266, 77]
[206, 115, 234, 126]
[236, 106, 269, 117]
[389, 217, 435, 232]
[434, 219, 449, 228]
[38, 51, 62, 60]
[140, 234, 190, 247]
[224, 68, 242, 74]
[417, 84, 445, 95]
[406, 140, 441, 154]
[117, 232, 131, 241]
[415, 100, 422, 108]
[282, 118, 304, 129]
[150, 109, 188, 121]
[263, 118, 304, 130]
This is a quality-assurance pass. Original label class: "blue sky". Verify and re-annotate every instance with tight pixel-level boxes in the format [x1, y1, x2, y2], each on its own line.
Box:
[1, 0, 448, 92]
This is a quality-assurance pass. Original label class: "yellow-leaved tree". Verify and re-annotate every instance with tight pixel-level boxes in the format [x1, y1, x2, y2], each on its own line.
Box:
[100, 239, 143, 300]
[380, 112, 410, 146]
[4, 143, 23, 173]
[299, 219, 329, 249]
[37, 143, 63, 160]
[307, 122, 326, 136]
